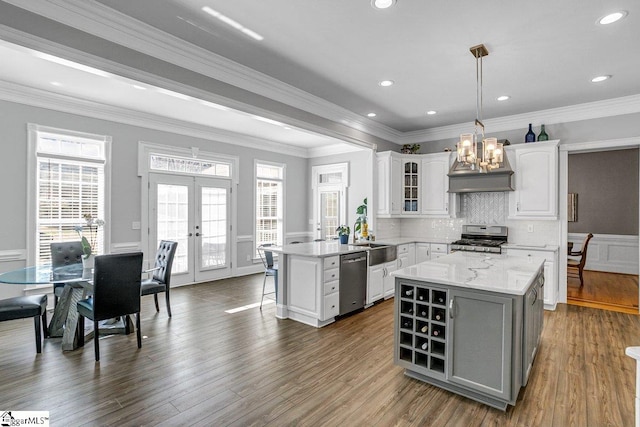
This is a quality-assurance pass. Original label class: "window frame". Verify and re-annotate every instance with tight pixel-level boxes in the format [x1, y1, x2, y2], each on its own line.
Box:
[312, 163, 349, 240]
[27, 123, 112, 269]
[254, 160, 286, 256]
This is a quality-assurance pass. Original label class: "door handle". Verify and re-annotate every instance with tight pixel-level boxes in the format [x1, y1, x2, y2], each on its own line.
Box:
[449, 299, 455, 318]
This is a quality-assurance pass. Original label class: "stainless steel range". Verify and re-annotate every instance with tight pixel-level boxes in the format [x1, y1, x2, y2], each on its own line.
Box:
[450, 225, 508, 254]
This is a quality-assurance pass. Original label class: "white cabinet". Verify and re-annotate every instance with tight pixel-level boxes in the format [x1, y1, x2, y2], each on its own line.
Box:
[367, 263, 384, 304]
[287, 255, 340, 326]
[507, 140, 559, 219]
[505, 247, 558, 310]
[376, 151, 456, 218]
[397, 243, 415, 269]
[416, 243, 431, 263]
[377, 151, 402, 216]
[421, 152, 455, 217]
[383, 260, 398, 299]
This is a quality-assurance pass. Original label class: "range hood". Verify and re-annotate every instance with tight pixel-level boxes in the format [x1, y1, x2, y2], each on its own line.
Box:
[448, 150, 514, 193]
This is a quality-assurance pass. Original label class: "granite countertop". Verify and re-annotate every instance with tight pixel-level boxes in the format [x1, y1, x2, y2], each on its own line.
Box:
[391, 252, 545, 295]
[502, 243, 559, 252]
[269, 237, 455, 257]
[268, 241, 368, 257]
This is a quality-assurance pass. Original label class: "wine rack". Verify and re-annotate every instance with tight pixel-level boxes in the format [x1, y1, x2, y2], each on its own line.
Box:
[396, 281, 448, 377]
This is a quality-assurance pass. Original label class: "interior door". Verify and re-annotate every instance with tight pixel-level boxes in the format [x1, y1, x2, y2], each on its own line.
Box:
[149, 173, 231, 285]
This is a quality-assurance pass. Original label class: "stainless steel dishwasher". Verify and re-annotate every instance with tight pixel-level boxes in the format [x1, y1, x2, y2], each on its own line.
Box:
[339, 252, 367, 315]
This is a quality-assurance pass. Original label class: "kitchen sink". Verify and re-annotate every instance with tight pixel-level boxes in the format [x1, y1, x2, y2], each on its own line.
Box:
[357, 243, 397, 266]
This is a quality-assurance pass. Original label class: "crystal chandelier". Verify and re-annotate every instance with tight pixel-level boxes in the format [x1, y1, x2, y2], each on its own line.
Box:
[456, 44, 504, 172]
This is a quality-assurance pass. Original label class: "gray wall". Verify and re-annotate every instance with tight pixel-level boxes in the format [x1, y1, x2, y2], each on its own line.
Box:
[568, 149, 639, 235]
[0, 99, 309, 273]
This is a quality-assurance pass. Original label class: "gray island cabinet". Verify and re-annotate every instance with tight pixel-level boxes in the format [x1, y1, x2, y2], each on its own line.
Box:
[392, 252, 545, 410]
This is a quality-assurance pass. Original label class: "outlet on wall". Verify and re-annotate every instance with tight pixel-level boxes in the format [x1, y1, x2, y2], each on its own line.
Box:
[527, 224, 534, 233]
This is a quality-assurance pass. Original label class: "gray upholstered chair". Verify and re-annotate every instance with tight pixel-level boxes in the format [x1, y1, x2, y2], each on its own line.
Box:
[0, 294, 48, 353]
[141, 240, 177, 317]
[50, 241, 84, 306]
[77, 252, 143, 361]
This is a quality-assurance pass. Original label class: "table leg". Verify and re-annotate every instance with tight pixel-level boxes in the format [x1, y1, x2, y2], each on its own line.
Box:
[61, 286, 89, 351]
[48, 283, 76, 337]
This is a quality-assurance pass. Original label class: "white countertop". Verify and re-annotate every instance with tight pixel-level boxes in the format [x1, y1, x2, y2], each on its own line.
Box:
[269, 241, 368, 257]
[502, 243, 559, 252]
[392, 252, 545, 295]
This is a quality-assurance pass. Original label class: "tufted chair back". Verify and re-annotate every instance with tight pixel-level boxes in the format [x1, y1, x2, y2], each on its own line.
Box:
[50, 241, 84, 266]
[152, 240, 178, 286]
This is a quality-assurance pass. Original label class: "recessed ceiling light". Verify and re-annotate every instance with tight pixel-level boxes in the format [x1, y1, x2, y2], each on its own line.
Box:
[132, 84, 147, 90]
[497, 95, 510, 101]
[379, 80, 394, 87]
[367, 112, 377, 117]
[597, 11, 627, 25]
[50, 81, 62, 86]
[202, 6, 264, 41]
[371, 0, 397, 9]
[426, 110, 437, 115]
[591, 75, 611, 83]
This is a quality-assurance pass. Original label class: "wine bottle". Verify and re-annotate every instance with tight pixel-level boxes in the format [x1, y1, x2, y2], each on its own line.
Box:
[421, 325, 428, 334]
[525, 123, 536, 143]
[434, 312, 442, 321]
[405, 289, 413, 297]
[420, 309, 428, 317]
[538, 124, 549, 141]
[421, 342, 428, 351]
[432, 329, 440, 336]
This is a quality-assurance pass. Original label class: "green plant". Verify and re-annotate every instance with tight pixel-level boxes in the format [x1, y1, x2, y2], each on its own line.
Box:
[74, 214, 105, 257]
[336, 225, 350, 236]
[354, 198, 368, 235]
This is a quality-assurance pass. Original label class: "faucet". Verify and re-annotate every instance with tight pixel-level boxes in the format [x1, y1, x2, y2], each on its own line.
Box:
[353, 221, 359, 243]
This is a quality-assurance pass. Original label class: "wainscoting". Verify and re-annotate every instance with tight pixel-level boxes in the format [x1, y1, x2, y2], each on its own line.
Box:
[569, 233, 639, 275]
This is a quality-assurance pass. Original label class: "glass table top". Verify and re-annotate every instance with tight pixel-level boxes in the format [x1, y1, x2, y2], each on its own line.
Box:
[0, 263, 89, 285]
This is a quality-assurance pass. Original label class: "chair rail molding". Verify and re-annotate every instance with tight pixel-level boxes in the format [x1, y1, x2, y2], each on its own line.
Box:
[0, 249, 26, 263]
[569, 233, 639, 275]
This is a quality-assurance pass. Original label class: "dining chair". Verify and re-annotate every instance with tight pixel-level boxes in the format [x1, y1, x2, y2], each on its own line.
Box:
[567, 233, 594, 287]
[257, 244, 278, 310]
[0, 294, 48, 353]
[50, 241, 83, 306]
[141, 240, 178, 317]
[77, 252, 143, 361]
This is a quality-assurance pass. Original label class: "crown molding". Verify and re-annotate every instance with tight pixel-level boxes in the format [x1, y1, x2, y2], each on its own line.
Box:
[400, 94, 640, 144]
[0, 80, 324, 158]
[0, 0, 400, 144]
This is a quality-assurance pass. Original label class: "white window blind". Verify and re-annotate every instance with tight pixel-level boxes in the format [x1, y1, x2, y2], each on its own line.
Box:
[256, 163, 284, 251]
[35, 131, 106, 265]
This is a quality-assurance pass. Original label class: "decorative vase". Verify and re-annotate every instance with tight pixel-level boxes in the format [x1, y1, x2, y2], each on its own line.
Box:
[538, 124, 549, 141]
[339, 234, 349, 244]
[525, 123, 536, 143]
[82, 254, 95, 270]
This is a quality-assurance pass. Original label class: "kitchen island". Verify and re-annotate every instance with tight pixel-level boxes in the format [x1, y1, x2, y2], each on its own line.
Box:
[269, 241, 372, 327]
[392, 252, 545, 410]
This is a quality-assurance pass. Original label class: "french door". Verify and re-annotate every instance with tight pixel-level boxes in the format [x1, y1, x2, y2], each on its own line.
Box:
[149, 173, 231, 285]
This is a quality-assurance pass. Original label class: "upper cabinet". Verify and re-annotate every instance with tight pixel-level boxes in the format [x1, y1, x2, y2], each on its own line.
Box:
[506, 140, 559, 220]
[377, 151, 456, 218]
[421, 152, 453, 216]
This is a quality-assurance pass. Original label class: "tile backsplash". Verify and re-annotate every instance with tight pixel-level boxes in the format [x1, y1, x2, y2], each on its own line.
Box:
[375, 191, 559, 245]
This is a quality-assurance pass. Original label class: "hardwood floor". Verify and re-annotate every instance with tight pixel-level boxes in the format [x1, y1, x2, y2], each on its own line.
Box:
[1, 273, 639, 426]
[567, 269, 639, 314]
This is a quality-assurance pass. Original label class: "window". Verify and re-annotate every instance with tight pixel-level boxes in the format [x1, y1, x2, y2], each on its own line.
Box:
[256, 162, 284, 251]
[29, 125, 109, 265]
[312, 163, 348, 240]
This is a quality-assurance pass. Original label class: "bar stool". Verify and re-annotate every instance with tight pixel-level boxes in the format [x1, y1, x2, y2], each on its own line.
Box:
[257, 244, 278, 310]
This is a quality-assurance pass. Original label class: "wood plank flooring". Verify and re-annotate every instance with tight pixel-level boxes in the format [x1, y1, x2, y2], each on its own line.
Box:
[568, 270, 639, 314]
[1, 273, 639, 426]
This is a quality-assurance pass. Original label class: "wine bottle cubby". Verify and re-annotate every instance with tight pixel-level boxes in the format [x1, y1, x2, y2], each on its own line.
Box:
[395, 280, 448, 376]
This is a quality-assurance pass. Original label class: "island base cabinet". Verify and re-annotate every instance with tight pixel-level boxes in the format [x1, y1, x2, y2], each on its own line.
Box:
[394, 278, 534, 411]
[447, 289, 516, 403]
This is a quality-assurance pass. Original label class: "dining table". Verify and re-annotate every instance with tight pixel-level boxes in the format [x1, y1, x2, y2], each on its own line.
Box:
[0, 263, 132, 351]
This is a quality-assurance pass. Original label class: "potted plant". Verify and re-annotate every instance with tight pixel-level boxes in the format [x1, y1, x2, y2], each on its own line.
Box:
[336, 225, 350, 244]
[74, 214, 105, 269]
[354, 198, 368, 239]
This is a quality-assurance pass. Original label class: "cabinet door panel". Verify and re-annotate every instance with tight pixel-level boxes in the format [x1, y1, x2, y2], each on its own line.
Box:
[368, 264, 384, 303]
[448, 289, 513, 400]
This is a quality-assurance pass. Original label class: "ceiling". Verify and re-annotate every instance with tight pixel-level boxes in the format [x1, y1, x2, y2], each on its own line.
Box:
[0, 0, 639, 153]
